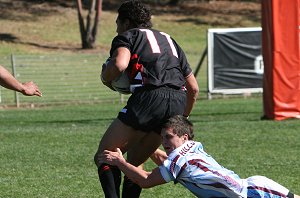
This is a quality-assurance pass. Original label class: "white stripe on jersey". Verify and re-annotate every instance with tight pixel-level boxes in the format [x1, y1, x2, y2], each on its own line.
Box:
[140, 29, 161, 54]
[160, 32, 178, 58]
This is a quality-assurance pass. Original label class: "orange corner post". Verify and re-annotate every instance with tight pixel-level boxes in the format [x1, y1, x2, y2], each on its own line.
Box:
[261, 0, 300, 120]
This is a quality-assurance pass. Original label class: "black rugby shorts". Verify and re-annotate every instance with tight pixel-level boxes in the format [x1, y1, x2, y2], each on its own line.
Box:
[118, 87, 187, 133]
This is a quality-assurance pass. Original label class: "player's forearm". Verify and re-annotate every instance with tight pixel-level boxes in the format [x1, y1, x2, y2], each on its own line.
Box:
[184, 93, 197, 117]
[150, 149, 168, 166]
[116, 160, 152, 188]
[184, 74, 199, 117]
[0, 66, 24, 93]
[102, 47, 130, 82]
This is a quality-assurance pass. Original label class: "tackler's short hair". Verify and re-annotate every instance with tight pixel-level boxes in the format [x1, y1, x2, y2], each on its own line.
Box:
[162, 115, 194, 140]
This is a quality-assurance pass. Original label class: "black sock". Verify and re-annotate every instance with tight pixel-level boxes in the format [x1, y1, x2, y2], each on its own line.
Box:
[98, 164, 121, 198]
[122, 176, 142, 198]
[111, 165, 121, 197]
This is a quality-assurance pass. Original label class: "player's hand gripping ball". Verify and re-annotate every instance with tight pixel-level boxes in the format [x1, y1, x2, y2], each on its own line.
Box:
[111, 72, 131, 94]
[101, 57, 131, 94]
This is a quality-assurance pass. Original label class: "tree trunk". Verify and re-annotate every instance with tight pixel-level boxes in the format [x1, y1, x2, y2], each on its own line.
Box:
[76, 0, 102, 49]
[76, 0, 86, 48]
[92, 0, 102, 44]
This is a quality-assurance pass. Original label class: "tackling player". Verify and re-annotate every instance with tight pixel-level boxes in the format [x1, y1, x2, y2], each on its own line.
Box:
[100, 115, 300, 198]
[94, 0, 199, 197]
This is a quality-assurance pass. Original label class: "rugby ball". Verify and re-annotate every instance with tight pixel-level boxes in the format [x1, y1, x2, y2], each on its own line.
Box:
[111, 72, 131, 94]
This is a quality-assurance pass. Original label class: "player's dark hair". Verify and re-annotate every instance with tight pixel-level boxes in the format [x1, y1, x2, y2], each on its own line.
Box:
[118, 0, 152, 28]
[162, 115, 194, 140]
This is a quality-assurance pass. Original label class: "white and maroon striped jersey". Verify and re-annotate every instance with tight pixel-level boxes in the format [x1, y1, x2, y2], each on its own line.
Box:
[159, 141, 289, 198]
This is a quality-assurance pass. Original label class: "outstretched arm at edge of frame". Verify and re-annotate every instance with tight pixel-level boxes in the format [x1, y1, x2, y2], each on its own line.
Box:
[0, 65, 42, 96]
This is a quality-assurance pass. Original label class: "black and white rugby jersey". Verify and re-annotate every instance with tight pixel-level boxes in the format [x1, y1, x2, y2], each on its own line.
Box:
[110, 28, 193, 89]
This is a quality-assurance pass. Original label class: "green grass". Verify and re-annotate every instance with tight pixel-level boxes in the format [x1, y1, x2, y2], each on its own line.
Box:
[0, 98, 299, 197]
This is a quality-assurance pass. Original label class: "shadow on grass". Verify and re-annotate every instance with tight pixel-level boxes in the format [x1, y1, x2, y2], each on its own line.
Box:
[0, 33, 19, 42]
[0, 33, 81, 51]
[0, 0, 65, 22]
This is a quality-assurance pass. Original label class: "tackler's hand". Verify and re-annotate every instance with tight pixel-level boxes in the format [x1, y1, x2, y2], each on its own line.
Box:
[99, 148, 125, 166]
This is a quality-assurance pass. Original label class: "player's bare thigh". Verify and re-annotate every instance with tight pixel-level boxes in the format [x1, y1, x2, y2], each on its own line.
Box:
[94, 118, 146, 167]
[126, 131, 162, 166]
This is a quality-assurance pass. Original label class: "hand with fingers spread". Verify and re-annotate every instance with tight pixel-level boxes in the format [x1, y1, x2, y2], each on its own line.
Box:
[100, 148, 125, 166]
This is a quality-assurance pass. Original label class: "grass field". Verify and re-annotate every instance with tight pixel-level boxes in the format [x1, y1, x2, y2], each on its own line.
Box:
[1, 98, 300, 197]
